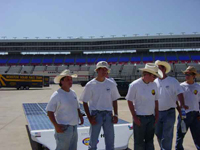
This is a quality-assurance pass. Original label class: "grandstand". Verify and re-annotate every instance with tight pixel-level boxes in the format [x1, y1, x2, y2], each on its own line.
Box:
[0, 34, 200, 83]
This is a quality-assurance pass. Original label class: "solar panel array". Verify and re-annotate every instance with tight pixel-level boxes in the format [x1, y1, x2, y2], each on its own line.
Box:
[23, 103, 129, 131]
[23, 103, 54, 130]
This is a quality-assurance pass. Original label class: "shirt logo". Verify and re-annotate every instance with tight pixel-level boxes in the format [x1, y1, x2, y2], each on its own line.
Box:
[106, 88, 110, 92]
[152, 89, 155, 95]
[194, 90, 198, 95]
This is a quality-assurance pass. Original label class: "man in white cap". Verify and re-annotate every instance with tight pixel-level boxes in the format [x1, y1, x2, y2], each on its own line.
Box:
[46, 69, 84, 150]
[79, 61, 120, 150]
[175, 66, 200, 150]
[154, 60, 188, 150]
[126, 63, 162, 150]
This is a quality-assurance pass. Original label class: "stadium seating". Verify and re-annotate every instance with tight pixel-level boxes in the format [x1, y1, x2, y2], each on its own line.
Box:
[0, 66, 9, 74]
[7, 66, 22, 73]
[8, 59, 19, 65]
[31, 58, 42, 65]
[64, 58, 74, 65]
[20, 66, 34, 74]
[0, 59, 8, 66]
[109, 64, 122, 77]
[130, 56, 141, 64]
[19, 59, 31, 65]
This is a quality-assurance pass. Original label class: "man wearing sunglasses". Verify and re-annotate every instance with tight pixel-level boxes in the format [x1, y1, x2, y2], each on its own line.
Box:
[126, 63, 162, 150]
[175, 66, 200, 150]
[154, 60, 188, 150]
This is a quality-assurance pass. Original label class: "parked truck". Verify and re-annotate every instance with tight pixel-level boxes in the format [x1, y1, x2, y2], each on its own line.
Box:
[0, 74, 50, 90]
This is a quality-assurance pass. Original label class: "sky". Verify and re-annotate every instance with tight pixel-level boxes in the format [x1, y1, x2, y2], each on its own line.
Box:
[0, 0, 200, 39]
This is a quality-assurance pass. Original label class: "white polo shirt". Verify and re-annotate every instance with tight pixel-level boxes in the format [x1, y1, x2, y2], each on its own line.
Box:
[79, 78, 121, 111]
[125, 78, 159, 116]
[154, 76, 183, 111]
[180, 82, 200, 113]
[46, 88, 79, 125]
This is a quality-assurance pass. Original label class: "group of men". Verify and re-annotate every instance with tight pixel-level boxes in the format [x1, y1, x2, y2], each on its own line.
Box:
[46, 60, 200, 150]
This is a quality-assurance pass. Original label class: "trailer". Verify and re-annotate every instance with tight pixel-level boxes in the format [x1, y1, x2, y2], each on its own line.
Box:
[23, 103, 133, 150]
[0, 74, 49, 90]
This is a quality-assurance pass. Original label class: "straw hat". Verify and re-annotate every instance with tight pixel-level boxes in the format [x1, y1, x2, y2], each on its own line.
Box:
[94, 61, 110, 72]
[54, 69, 77, 83]
[139, 63, 163, 78]
[155, 60, 171, 74]
[182, 66, 200, 76]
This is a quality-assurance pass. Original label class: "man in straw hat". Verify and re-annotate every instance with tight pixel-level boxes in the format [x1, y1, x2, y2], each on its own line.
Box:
[175, 66, 200, 150]
[46, 69, 84, 150]
[80, 61, 120, 150]
[126, 63, 162, 150]
[154, 60, 188, 150]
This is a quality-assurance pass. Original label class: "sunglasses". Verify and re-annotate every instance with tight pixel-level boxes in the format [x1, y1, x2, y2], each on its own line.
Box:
[146, 73, 157, 78]
[185, 73, 193, 76]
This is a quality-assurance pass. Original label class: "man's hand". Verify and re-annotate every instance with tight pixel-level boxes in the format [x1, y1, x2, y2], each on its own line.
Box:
[182, 105, 189, 110]
[112, 116, 118, 124]
[133, 116, 141, 126]
[79, 116, 84, 125]
[55, 124, 64, 133]
[88, 116, 97, 125]
[197, 113, 200, 121]
[154, 114, 159, 125]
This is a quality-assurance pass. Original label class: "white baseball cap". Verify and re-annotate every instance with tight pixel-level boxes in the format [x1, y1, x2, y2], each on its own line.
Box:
[94, 61, 110, 72]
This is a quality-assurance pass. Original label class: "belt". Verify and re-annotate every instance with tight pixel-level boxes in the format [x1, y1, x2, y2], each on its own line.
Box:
[93, 110, 112, 112]
[137, 115, 154, 117]
[160, 107, 175, 112]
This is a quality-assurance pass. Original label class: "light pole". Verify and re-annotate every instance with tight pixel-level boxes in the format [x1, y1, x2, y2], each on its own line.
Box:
[1, 36, 7, 39]
[169, 32, 173, 36]
[13, 37, 17, 39]
[68, 36, 72, 39]
[123, 34, 126, 37]
[157, 33, 162, 36]
[89, 36, 94, 39]
[23, 37, 28, 39]
[46, 37, 51, 39]
[100, 36, 104, 38]
[133, 34, 138, 37]
[57, 37, 61, 39]
[35, 37, 39, 39]
[111, 35, 116, 38]
[145, 33, 149, 36]
[181, 32, 185, 35]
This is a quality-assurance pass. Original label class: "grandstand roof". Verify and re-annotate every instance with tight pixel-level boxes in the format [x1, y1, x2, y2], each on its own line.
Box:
[0, 34, 200, 53]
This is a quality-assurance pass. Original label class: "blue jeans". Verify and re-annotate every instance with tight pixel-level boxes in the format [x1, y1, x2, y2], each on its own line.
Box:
[133, 115, 155, 150]
[155, 108, 176, 150]
[54, 125, 78, 150]
[176, 111, 200, 150]
[89, 110, 114, 150]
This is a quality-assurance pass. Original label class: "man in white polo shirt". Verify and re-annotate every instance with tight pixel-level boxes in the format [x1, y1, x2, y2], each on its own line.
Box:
[154, 60, 188, 150]
[80, 61, 120, 150]
[126, 63, 162, 150]
[175, 66, 200, 150]
[46, 69, 84, 150]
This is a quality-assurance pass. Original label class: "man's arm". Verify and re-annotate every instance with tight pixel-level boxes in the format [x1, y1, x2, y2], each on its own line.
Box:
[112, 100, 118, 124]
[83, 102, 96, 125]
[77, 109, 84, 125]
[127, 100, 141, 126]
[177, 93, 189, 109]
[155, 100, 159, 125]
[47, 111, 63, 133]
[176, 101, 182, 118]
